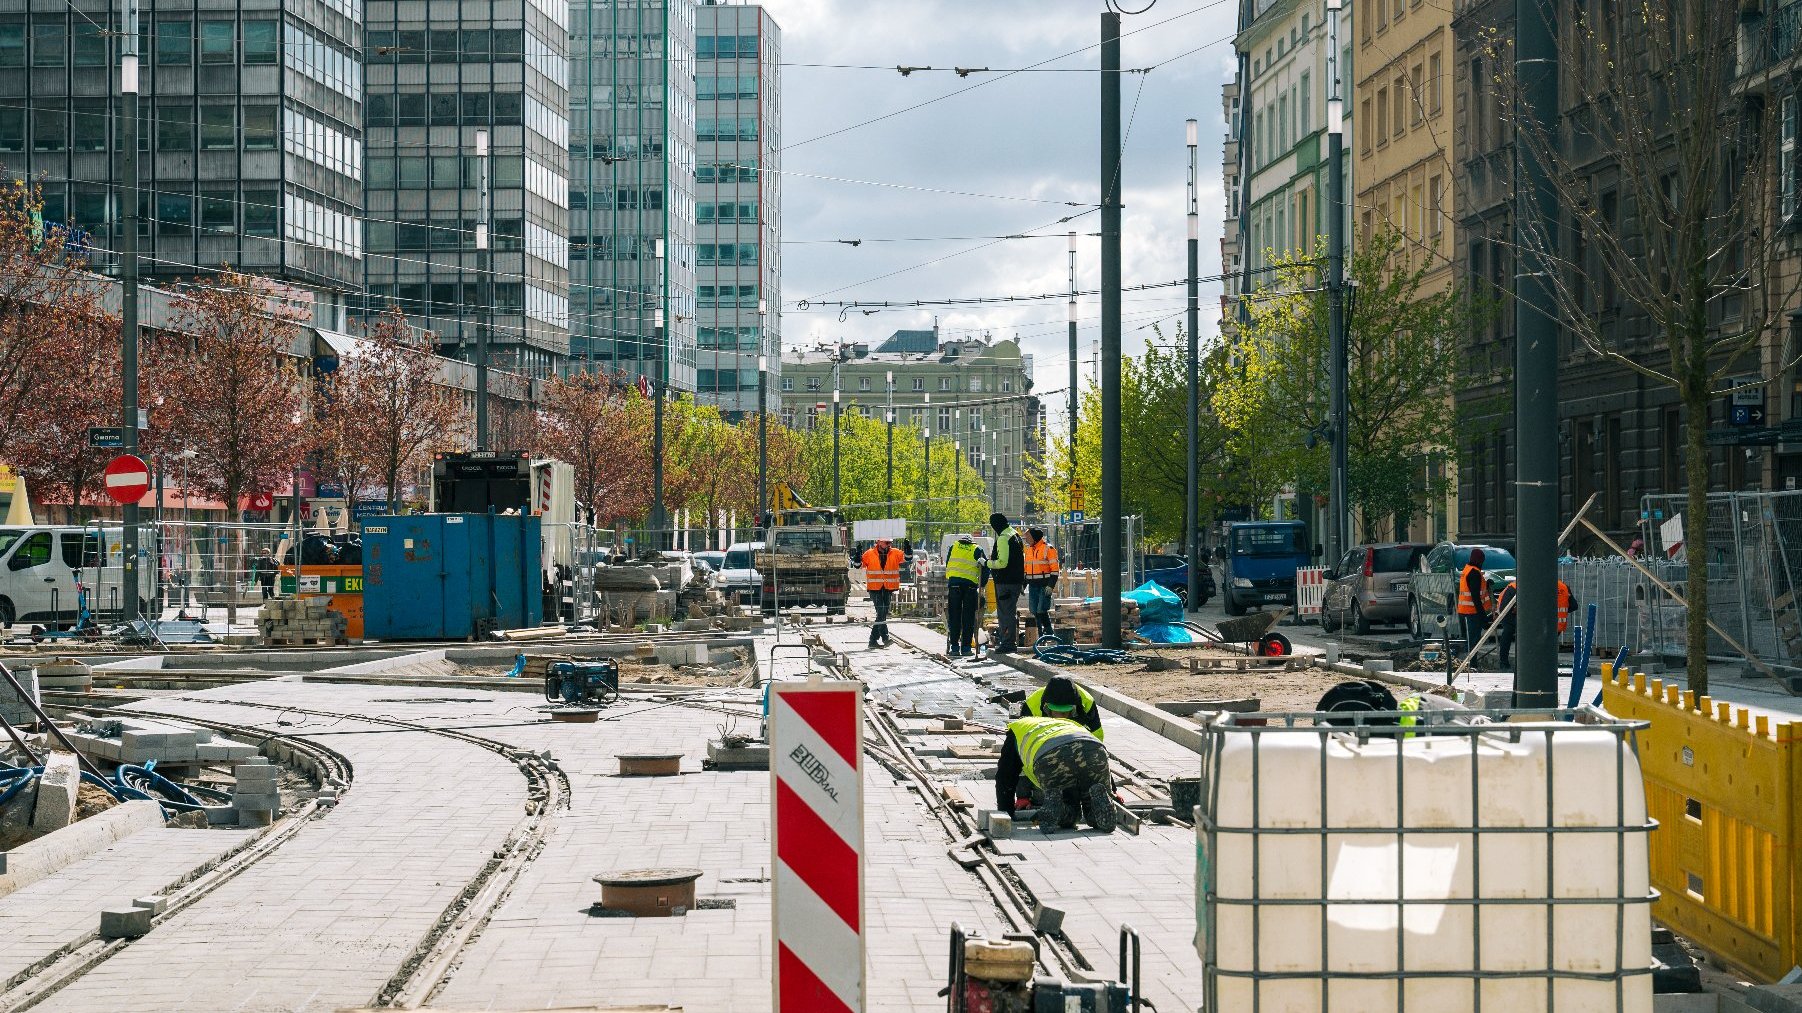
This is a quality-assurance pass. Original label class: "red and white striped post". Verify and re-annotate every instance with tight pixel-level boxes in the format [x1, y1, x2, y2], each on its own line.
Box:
[770, 678, 865, 1012]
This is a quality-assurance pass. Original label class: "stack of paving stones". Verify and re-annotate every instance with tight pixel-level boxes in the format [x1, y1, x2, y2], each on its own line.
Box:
[0, 663, 37, 727]
[63, 715, 260, 767]
[34, 658, 92, 693]
[258, 597, 349, 646]
[1056, 598, 1140, 643]
[231, 760, 281, 827]
[521, 654, 574, 682]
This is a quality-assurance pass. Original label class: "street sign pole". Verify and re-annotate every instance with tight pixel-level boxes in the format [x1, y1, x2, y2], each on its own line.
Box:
[119, 0, 142, 624]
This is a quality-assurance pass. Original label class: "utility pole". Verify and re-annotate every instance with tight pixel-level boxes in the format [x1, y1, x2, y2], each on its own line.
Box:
[119, 0, 142, 623]
[757, 300, 769, 528]
[923, 392, 932, 540]
[1067, 232, 1079, 494]
[651, 238, 666, 546]
[1325, 0, 1349, 569]
[831, 353, 841, 507]
[1185, 118, 1202, 611]
[1514, 0, 1560, 706]
[1099, 11, 1124, 649]
[885, 370, 895, 510]
[474, 129, 491, 450]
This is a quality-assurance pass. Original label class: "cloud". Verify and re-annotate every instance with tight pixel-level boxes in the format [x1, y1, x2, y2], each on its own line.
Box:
[755, 0, 1241, 397]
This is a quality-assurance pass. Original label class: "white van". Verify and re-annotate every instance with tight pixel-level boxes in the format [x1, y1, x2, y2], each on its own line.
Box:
[0, 525, 156, 628]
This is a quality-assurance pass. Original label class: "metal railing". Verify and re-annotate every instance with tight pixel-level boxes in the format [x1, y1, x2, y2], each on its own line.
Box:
[1636, 491, 1802, 667]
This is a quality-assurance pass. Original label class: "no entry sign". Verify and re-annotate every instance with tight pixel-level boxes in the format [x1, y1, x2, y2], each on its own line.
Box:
[102, 454, 151, 505]
[770, 678, 865, 1013]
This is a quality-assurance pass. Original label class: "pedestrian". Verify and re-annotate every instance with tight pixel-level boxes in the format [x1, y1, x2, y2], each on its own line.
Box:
[860, 536, 905, 649]
[995, 714, 1117, 833]
[1496, 578, 1518, 669]
[986, 512, 1025, 654]
[1022, 527, 1060, 642]
[943, 533, 986, 657]
[1456, 547, 1489, 659]
[254, 546, 277, 601]
[1022, 675, 1104, 739]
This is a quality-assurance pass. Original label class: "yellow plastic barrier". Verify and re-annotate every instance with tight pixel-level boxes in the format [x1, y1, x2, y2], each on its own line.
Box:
[1599, 664, 1798, 980]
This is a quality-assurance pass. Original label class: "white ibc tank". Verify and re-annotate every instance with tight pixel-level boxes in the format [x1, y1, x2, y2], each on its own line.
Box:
[1197, 721, 1652, 1013]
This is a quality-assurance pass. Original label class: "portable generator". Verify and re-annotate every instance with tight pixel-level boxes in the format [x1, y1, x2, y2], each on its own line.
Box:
[544, 659, 621, 707]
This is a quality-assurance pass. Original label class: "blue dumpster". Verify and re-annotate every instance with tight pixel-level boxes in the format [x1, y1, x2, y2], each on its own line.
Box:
[361, 514, 543, 640]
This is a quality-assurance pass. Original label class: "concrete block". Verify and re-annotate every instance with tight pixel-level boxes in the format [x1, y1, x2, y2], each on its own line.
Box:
[1746, 985, 1802, 1013]
[233, 770, 279, 790]
[237, 808, 273, 828]
[196, 740, 257, 762]
[988, 814, 1014, 839]
[205, 806, 239, 826]
[232, 792, 281, 812]
[1031, 900, 1064, 934]
[232, 762, 276, 778]
[99, 906, 152, 938]
[1653, 995, 1718, 1013]
[974, 808, 994, 831]
[131, 894, 168, 915]
[1362, 659, 1396, 674]
[0, 665, 37, 728]
[30, 752, 79, 832]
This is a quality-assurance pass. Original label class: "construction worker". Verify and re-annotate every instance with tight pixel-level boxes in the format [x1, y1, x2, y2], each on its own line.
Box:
[986, 512, 1025, 654]
[860, 536, 905, 649]
[1456, 547, 1489, 658]
[1022, 527, 1060, 640]
[944, 533, 987, 657]
[995, 714, 1116, 833]
[1495, 576, 1579, 669]
[1022, 675, 1104, 740]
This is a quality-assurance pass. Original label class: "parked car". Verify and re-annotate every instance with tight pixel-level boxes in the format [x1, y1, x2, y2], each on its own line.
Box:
[709, 541, 764, 604]
[1138, 553, 1214, 608]
[1221, 520, 1314, 616]
[1321, 542, 1432, 635]
[692, 550, 726, 575]
[1408, 541, 1518, 640]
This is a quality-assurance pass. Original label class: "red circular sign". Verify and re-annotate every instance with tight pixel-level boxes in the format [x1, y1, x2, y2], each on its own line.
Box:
[102, 454, 151, 505]
[248, 492, 274, 511]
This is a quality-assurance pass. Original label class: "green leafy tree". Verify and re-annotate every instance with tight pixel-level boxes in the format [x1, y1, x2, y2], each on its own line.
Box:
[801, 410, 986, 534]
[1213, 227, 1474, 539]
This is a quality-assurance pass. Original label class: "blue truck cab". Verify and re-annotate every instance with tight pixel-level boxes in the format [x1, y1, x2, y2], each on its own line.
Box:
[1221, 521, 1312, 616]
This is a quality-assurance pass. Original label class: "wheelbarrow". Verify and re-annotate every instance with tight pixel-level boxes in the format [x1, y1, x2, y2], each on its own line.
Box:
[1187, 608, 1293, 656]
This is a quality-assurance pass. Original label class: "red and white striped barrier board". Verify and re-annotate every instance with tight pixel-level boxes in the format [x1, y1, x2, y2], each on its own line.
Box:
[1295, 565, 1328, 619]
[771, 678, 865, 1013]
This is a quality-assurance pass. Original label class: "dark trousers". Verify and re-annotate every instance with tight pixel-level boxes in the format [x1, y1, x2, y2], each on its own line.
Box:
[1497, 623, 1515, 669]
[995, 583, 1023, 650]
[259, 577, 275, 600]
[869, 589, 893, 643]
[946, 580, 979, 651]
[1030, 734, 1111, 813]
[1460, 613, 1487, 658]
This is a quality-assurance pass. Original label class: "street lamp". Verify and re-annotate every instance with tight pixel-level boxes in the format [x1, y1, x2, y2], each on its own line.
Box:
[474, 128, 491, 451]
[651, 237, 667, 547]
[1186, 117, 1203, 609]
[757, 299, 768, 528]
[832, 387, 841, 507]
[885, 370, 895, 510]
[923, 392, 932, 540]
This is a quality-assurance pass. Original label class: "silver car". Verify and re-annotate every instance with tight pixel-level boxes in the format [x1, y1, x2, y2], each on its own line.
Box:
[1321, 542, 1431, 635]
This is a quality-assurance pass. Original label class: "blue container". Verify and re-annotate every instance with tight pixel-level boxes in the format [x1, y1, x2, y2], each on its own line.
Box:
[361, 514, 543, 640]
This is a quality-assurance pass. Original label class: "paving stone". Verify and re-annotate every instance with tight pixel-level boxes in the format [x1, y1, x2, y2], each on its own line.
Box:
[132, 895, 169, 915]
[29, 752, 78, 832]
[99, 906, 152, 938]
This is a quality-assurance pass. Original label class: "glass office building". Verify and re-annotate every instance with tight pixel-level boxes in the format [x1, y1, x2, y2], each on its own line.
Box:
[0, 0, 365, 320]
[359, 0, 571, 377]
[567, 0, 696, 390]
[693, 0, 776, 416]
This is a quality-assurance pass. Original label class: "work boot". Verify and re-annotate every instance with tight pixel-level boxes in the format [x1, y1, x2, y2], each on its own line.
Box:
[1037, 795, 1068, 833]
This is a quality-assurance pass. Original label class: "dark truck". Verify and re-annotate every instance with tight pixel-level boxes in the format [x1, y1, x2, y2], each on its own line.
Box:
[1220, 521, 1312, 616]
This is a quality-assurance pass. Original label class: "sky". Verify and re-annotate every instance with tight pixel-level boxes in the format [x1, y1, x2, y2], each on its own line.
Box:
[753, 0, 1242, 404]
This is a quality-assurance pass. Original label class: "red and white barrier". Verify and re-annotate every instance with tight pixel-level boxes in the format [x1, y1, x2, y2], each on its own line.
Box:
[1295, 566, 1328, 619]
[771, 679, 865, 1013]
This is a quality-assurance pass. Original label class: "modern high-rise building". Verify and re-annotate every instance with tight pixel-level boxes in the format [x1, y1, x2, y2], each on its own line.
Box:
[567, 0, 697, 391]
[359, 0, 572, 377]
[0, 0, 365, 323]
[693, 0, 778, 417]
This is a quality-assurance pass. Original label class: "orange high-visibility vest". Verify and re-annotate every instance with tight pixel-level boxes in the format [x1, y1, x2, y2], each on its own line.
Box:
[862, 546, 904, 592]
[1023, 541, 1061, 579]
[1457, 564, 1483, 615]
[1556, 581, 1572, 633]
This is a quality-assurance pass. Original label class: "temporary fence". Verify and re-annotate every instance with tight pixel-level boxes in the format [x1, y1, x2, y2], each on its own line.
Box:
[1294, 565, 1327, 618]
[1600, 664, 1802, 981]
[1636, 491, 1802, 668]
[156, 520, 300, 619]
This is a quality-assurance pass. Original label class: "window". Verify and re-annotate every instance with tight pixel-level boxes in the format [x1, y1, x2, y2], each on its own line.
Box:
[31, 22, 64, 67]
[912, 377, 925, 391]
[1393, 76, 1406, 135]
[0, 108, 22, 152]
[242, 20, 277, 63]
[71, 99, 106, 151]
[199, 21, 233, 63]
[244, 189, 278, 236]
[156, 20, 190, 65]
[1429, 175, 1444, 244]
[1299, 71, 1311, 134]
[200, 191, 235, 233]
[859, 376, 871, 391]
[781, 377, 793, 391]
[71, 27, 104, 66]
[0, 24, 23, 67]
[157, 104, 192, 151]
[1785, 95, 1798, 222]
[1279, 95, 1289, 151]
[31, 104, 65, 151]
[938, 407, 952, 432]
[8, 532, 50, 571]
[1361, 0, 1372, 39]
[157, 192, 192, 236]
[200, 106, 234, 149]
[1410, 64, 1424, 125]
[806, 376, 821, 392]
[243, 105, 276, 149]
[1360, 98, 1372, 154]
[970, 377, 982, 393]
[1470, 58, 1486, 150]
[1376, 88, 1388, 142]
[1429, 51, 1443, 113]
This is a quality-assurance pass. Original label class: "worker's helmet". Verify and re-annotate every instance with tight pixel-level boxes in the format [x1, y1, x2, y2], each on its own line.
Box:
[1043, 676, 1080, 713]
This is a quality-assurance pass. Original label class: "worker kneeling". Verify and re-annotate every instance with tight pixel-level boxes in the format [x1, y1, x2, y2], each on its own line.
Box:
[996, 715, 1117, 834]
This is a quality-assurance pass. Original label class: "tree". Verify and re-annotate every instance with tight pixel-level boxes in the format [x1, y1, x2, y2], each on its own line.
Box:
[488, 397, 538, 457]
[1492, 0, 1799, 695]
[14, 308, 121, 519]
[799, 409, 987, 525]
[317, 310, 463, 511]
[152, 271, 311, 621]
[1213, 229, 1472, 539]
[537, 371, 651, 526]
[0, 180, 120, 469]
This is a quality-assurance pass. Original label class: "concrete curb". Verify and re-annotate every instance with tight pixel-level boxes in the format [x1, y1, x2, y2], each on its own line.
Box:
[0, 800, 165, 900]
[985, 652, 1206, 753]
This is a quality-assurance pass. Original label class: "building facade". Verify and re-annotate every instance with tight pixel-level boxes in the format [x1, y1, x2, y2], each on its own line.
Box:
[359, 0, 571, 377]
[778, 331, 1041, 519]
[693, 0, 778, 416]
[1219, 79, 1243, 338]
[567, 0, 697, 392]
[0, 0, 364, 323]
[1354, 0, 1457, 541]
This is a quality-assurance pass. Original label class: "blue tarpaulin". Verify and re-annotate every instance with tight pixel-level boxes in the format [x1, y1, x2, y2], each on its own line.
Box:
[1123, 580, 1183, 625]
[1135, 622, 1196, 643]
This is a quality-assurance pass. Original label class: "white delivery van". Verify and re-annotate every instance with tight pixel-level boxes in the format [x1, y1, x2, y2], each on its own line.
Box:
[0, 525, 156, 627]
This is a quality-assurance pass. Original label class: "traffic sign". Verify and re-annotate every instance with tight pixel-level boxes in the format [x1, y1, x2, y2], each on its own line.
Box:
[770, 679, 865, 1013]
[1070, 483, 1086, 511]
[87, 426, 124, 449]
[1060, 510, 1086, 524]
[1731, 404, 1767, 426]
[1731, 377, 1765, 407]
[102, 454, 150, 504]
